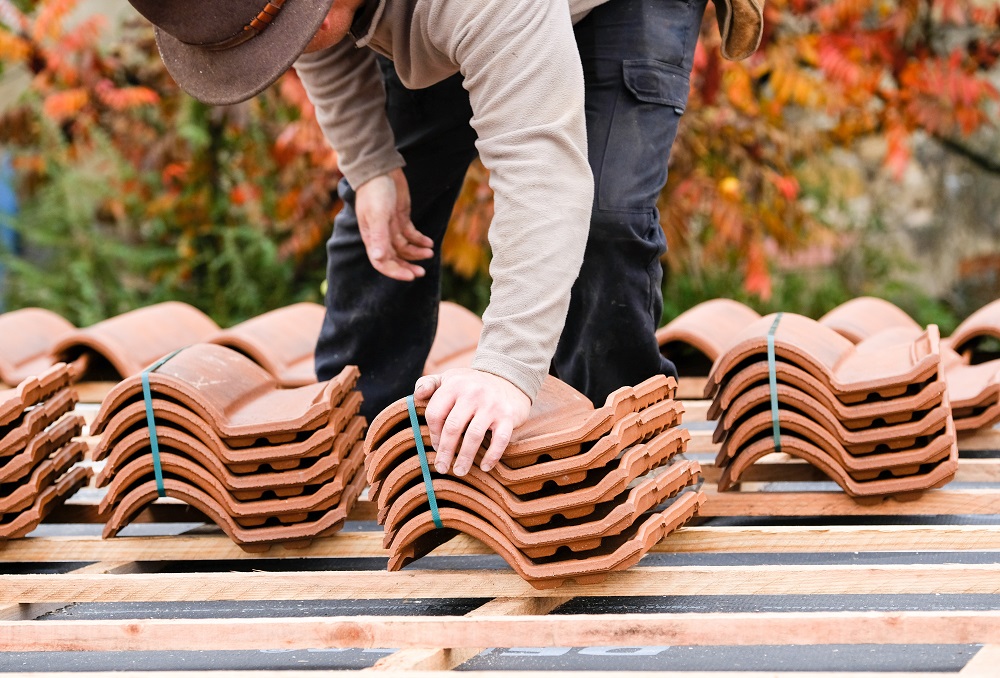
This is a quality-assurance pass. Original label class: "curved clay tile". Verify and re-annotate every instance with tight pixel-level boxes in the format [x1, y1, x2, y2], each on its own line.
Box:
[367, 400, 686, 495]
[209, 303, 325, 388]
[371, 427, 688, 527]
[385, 491, 705, 589]
[716, 408, 955, 475]
[707, 359, 946, 426]
[951, 401, 1000, 432]
[0, 363, 76, 427]
[718, 429, 957, 497]
[0, 415, 84, 484]
[52, 302, 221, 381]
[382, 461, 701, 558]
[0, 466, 91, 539]
[818, 297, 921, 344]
[90, 345, 359, 442]
[364, 374, 676, 467]
[705, 314, 940, 404]
[0, 308, 76, 386]
[96, 417, 364, 492]
[93, 391, 362, 470]
[942, 354, 1000, 431]
[947, 299, 1000, 359]
[423, 301, 483, 375]
[714, 382, 951, 455]
[655, 299, 761, 364]
[0, 440, 86, 515]
[99, 440, 365, 520]
[0, 389, 79, 458]
[101, 468, 367, 552]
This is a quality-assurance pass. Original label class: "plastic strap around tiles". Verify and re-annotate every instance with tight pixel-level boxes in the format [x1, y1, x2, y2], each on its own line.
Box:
[407, 394, 443, 529]
[766, 313, 784, 454]
[141, 348, 185, 498]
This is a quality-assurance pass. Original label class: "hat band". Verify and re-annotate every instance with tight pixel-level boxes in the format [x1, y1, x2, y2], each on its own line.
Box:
[189, 0, 288, 52]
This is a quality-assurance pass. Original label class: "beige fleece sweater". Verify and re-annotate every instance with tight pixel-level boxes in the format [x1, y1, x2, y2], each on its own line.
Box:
[294, 0, 610, 400]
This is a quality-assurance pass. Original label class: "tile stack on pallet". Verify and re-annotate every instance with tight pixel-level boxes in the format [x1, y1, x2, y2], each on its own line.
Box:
[706, 312, 959, 498]
[89, 343, 366, 552]
[0, 363, 91, 538]
[820, 296, 1000, 432]
[364, 375, 704, 589]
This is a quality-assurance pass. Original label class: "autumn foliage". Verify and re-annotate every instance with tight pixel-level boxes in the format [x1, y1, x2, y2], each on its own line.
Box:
[0, 0, 998, 321]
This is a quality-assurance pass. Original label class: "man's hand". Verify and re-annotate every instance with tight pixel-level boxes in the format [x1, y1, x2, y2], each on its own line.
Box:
[415, 369, 532, 476]
[355, 168, 434, 281]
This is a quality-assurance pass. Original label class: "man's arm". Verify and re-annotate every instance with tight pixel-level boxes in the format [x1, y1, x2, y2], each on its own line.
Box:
[418, 0, 595, 475]
[294, 39, 432, 280]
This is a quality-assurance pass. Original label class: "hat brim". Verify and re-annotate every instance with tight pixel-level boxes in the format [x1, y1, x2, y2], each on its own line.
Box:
[154, 0, 335, 106]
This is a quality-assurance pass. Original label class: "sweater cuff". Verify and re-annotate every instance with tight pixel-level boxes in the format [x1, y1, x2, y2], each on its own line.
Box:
[341, 150, 406, 192]
[470, 349, 544, 403]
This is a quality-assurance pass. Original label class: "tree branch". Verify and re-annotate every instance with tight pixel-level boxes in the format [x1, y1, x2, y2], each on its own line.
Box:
[934, 134, 1000, 175]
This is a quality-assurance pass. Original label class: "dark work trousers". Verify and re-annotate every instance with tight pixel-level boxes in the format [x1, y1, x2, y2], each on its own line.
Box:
[315, 0, 708, 421]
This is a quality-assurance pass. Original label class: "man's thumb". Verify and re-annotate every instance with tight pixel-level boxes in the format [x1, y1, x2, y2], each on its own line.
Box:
[414, 374, 442, 401]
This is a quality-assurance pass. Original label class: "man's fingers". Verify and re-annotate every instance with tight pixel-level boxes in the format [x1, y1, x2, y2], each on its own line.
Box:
[453, 413, 492, 476]
[480, 420, 513, 473]
[400, 218, 434, 249]
[424, 384, 459, 457]
[433, 404, 474, 474]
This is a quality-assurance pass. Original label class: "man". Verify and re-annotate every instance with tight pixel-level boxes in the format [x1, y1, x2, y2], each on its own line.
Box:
[128, 0, 762, 476]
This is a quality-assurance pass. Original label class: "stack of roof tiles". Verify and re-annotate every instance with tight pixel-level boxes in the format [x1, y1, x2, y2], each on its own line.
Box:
[1, 300, 482, 389]
[658, 297, 1000, 434]
[89, 343, 366, 552]
[0, 363, 90, 539]
[820, 297, 1000, 432]
[364, 375, 704, 589]
[706, 312, 959, 498]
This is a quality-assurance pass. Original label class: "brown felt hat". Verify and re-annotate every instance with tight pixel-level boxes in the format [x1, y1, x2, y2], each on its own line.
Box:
[129, 0, 336, 105]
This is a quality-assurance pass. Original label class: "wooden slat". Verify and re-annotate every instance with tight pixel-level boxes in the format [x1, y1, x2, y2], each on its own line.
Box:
[958, 429, 1000, 451]
[45, 485, 1000, 527]
[680, 400, 711, 423]
[367, 596, 572, 672]
[0, 672, 964, 678]
[960, 645, 1000, 676]
[3, 524, 1000, 563]
[1, 611, 998, 652]
[0, 562, 142, 622]
[676, 376, 708, 400]
[74, 382, 115, 404]
[698, 489, 1000, 516]
[1, 564, 998, 603]
[698, 458, 1000, 484]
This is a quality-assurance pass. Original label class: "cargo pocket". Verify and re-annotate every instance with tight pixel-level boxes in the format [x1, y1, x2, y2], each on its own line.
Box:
[596, 59, 692, 213]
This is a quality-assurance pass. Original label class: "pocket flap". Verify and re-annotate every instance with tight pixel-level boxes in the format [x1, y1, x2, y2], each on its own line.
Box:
[623, 59, 691, 113]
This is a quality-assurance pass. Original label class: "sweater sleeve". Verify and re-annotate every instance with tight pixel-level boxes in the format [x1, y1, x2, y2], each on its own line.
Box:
[442, 0, 594, 400]
[293, 38, 404, 189]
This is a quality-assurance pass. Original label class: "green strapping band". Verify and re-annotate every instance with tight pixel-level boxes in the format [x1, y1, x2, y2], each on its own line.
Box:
[141, 348, 185, 498]
[407, 395, 443, 529]
[766, 313, 784, 454]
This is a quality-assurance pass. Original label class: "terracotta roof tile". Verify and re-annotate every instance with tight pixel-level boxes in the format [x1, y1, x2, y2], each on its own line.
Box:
[0, 414, 84, 485]
[90, 344, 359, 441]
[0, 388, 79, 458]
[208, 303, 325, 388]
[946, 298, 1000, 358]
[656, 298, 761, 365]
[705, 314, 940, 403]
[0, 363, 76, 427]
[423, 301, 483, 375]
[0, 308, 76, 386]
[101, 464, 366, 552]
[818, 297, 922, 343]
[52, 302, 220, 381]
[0, 466, 91, 540]
[0, 440, 85, 515]
[386, 490, 705, 589]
